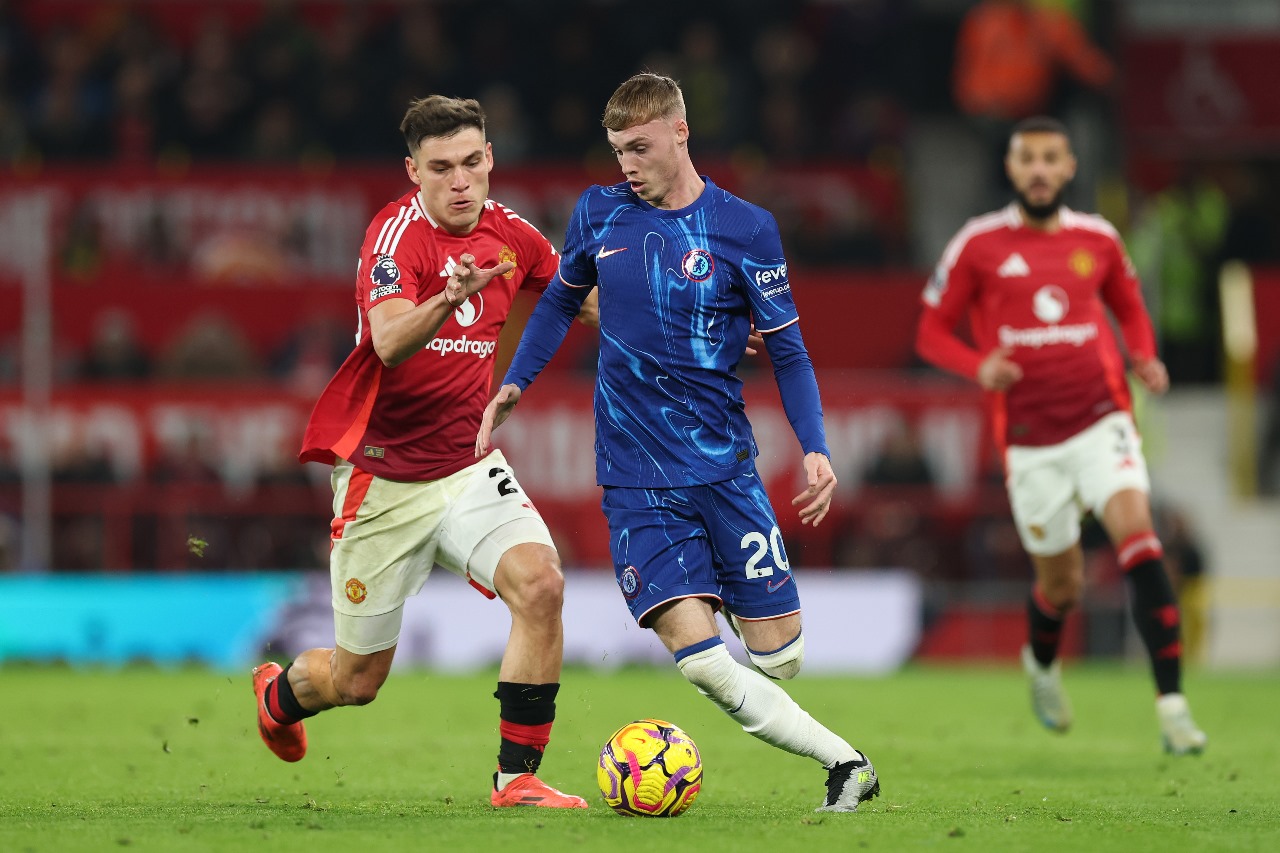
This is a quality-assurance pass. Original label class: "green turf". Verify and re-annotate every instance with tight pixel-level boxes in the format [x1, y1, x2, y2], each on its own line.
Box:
[1, 663, 1276, 852]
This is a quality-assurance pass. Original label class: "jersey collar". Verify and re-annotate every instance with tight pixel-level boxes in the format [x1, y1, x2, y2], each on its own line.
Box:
[628, 176, 717, 219]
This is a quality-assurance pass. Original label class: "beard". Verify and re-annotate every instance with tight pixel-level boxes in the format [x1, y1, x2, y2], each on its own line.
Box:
[1015, 186, 1066, 221]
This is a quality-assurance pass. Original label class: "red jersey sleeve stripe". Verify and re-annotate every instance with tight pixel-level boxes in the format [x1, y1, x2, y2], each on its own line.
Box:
[330, 467, 374, 542]
[331, 370, 383, 463]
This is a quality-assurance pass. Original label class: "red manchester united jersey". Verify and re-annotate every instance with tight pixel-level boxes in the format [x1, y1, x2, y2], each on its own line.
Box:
[299, 189, 558, 480]
[917, 204, 1156, 449]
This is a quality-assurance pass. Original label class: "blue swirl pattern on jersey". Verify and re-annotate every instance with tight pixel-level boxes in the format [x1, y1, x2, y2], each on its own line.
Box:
[556, 179, 800, 488]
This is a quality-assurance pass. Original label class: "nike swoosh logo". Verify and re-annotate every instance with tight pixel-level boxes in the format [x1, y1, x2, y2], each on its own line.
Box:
[597, 247, 628, 259]
[766, 575, 792, 594]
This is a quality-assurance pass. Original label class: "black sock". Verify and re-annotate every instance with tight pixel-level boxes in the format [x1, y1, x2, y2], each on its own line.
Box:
[265, 664, 318, 725]
[1027, 589, 1064, 667]
[495, 682, 558, 776]
[1125, 558, 1182, 695]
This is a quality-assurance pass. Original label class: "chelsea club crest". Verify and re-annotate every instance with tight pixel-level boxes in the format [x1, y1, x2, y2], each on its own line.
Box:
[681, 249, 714, 282]
[620, 565, 641, 599]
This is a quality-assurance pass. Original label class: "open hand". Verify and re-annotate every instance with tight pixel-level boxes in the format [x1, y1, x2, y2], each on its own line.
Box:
[977, 347, 1023, 391]
[1132, 357, 1169, 394]
[445, 253, 515, 309]
[791, 452, 837, 527]
[476, 383, 523, 457]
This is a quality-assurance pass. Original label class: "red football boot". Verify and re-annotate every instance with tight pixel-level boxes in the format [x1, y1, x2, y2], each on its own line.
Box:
[252, 662, 307, 762]
[490, 773, 588, 808]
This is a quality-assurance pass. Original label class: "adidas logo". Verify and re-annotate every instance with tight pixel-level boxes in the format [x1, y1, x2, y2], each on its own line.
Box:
[998, 253, 1030, 277]
[438, 256, 458, 277]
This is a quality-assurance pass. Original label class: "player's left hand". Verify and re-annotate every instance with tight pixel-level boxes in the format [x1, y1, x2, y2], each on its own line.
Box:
[476, 383, 522, 457]
[445, 253, 514, 309]
[1132, 357, 1169, 395]
[744, 323, 764, 357]
[792, 452, 837, 527]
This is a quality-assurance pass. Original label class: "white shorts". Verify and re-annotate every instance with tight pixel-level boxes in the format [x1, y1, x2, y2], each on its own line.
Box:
[1004, 411, 1150, 556]
[327, 449, 555, 653]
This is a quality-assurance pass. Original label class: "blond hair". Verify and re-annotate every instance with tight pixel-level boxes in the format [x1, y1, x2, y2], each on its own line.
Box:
[399, 95, 486, 154]
[602, 73, 686, 132]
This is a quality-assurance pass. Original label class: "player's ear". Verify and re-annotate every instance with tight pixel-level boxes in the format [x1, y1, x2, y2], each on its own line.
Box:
[673, 118, 689, 146]
[405, 155, 422, 186]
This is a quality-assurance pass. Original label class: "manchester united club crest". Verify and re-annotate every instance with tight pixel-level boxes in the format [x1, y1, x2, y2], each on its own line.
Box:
[345, 578, 367, 604]
[1069, 248, 1095, 278]
[681, 249, 714, 282]
[499, 245, 518, 279]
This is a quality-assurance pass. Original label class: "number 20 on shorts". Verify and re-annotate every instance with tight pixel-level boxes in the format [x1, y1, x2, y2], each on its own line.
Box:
[740, 526, 789, 578]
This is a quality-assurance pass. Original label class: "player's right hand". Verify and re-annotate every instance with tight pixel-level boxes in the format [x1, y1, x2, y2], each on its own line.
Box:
[444, 253, 515, 309]
[792, 452, 837, 527]
[476, 383, 522, 457]
[977, 347, 1023, 391]
[1132, 357, 1169, 395]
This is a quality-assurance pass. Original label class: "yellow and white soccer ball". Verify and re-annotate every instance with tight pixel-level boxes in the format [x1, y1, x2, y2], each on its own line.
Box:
[597, 718, 702, 817]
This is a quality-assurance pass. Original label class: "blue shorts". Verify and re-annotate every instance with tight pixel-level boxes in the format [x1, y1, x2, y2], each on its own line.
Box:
[601, 472, 801, 627]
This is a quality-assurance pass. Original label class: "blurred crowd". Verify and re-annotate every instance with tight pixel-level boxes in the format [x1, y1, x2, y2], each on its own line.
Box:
[0, 0, 1273, 595]
[0, 0, 916, 167]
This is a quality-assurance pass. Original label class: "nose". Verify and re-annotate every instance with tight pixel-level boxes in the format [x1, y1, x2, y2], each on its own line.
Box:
[450, 167, 469, 190]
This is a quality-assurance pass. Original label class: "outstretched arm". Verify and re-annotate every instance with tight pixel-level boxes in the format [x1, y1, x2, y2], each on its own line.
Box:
[764, 322, 837, 527]
[475, 279, 589, 455]
[476, 383, 522, 457]
[370, 253, 513, 368]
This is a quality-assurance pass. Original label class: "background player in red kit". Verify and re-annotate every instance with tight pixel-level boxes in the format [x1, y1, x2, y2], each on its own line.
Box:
[250, 95, 596, 807]
[915, 116, 1207, 754]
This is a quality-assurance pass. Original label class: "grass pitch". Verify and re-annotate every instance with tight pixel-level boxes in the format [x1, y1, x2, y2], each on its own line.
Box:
[1, 663, 1276, 852]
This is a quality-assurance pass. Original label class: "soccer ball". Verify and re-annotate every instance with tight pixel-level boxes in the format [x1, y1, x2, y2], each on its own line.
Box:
[597, 718, 702, 817]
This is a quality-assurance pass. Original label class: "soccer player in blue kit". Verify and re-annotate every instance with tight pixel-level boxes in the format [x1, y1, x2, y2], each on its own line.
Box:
[477, 73, 879, 813]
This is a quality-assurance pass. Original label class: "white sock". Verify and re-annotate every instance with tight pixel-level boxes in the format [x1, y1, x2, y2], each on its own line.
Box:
[495, 770, 525, 790]
[677, 641, 859, 768]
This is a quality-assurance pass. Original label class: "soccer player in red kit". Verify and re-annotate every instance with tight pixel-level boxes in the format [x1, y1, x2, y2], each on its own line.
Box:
[250, 95, 596, 807]
[915, 116, 1207, 754]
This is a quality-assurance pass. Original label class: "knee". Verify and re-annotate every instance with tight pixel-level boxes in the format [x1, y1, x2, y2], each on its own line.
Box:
[676, 641, 739, 704]
[748, 633, 805, 680]
[505, 555, 564, 622]
[1039, 575, 1083, 612]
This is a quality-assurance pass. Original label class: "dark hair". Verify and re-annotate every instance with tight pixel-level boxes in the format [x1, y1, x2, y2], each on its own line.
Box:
[400, 96, 486, 153]
[602, 73, 686, 132]
[1009, 116, 1071, 145]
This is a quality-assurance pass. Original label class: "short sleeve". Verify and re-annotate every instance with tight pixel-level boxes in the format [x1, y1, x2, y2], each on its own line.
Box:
[358, 207, 422, 309]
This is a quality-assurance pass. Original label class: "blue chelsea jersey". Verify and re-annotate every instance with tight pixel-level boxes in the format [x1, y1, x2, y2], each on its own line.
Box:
[558, 178, 800, 488]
